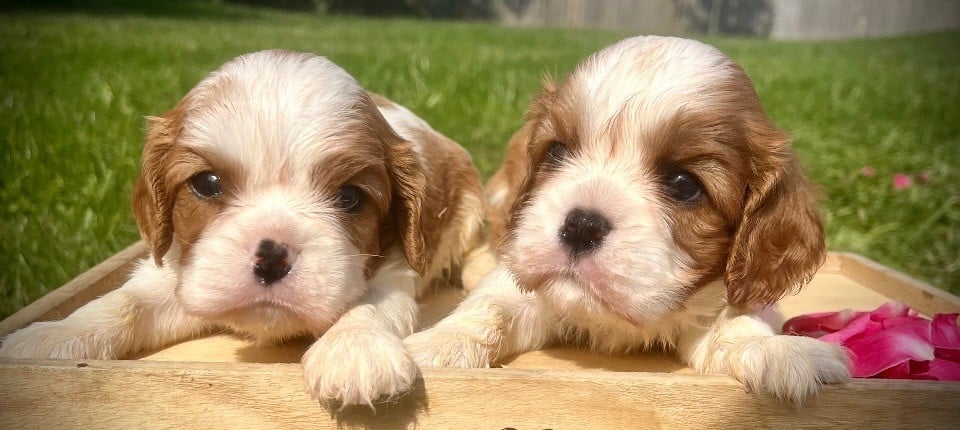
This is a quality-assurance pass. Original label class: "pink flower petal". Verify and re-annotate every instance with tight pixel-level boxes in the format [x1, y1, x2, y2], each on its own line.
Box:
[930, 313, 960, 361]
[872, 301, 915, 319]
[845, 320, 935, 377]
[882, 315, 926, 329]
[781, 302, 913, 339]
[820, 312, 880, 344]
[922, 358, 960, 380]
[892, 173, 913, 190]
[782, 309, 860, 337]
[930, 313, 960, 347]
[875, 361, 938, 380]
[786, 302, 960, 381]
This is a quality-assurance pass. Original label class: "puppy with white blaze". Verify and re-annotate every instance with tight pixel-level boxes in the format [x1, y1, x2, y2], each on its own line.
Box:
[0, 50, 485, 407]
[405, 36, 850, 404]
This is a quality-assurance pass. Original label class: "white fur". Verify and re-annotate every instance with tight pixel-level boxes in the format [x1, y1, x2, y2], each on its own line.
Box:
[0, 244, 208, 360]
[302, 254, 420, 408]
[182, 51, 365, 182]
[406, 36, 849, 405]
[577, 35, 732, 144]
[508, 159, 696, 325]
[0, 50, 483, 408]
[377, 102, 433, 138]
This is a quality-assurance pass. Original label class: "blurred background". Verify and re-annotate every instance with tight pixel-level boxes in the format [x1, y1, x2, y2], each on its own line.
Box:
[234, 0, 959, 39]
[1, 0, 958, 318]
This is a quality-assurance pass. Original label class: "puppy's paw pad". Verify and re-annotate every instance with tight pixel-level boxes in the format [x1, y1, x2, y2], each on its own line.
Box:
[302, 328, 417, 407]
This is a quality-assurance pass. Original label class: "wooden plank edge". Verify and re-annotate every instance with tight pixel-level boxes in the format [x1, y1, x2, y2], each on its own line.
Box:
[0, 359, 958, 429]
[818, 252, 844, 273]
[0, 241, 148, 337]
[836, 252, 960, 315]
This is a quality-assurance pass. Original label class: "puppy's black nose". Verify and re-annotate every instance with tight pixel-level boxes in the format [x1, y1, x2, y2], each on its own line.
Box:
[253, 239, 291, 286]
[559, 208, 611, 257]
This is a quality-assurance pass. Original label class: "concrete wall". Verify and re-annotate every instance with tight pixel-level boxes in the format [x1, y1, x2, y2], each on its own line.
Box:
[489, 0, 960, 39]
[492, 0, 685, 35]
[770, 0, 960, 40]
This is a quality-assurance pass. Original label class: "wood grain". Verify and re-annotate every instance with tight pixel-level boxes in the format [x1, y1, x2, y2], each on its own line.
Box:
[1, 359, 958, 429]
[837, 252, 960, 315]
[3, 245, 960, 429]
[0, 242, 147, 337]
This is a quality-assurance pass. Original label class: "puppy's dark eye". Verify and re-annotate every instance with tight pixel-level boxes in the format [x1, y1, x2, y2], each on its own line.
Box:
[189, 171, 223, 199]
[335, 185, 365, 213]
[664, 170, 703, 203]
[544, 141, 568, 166]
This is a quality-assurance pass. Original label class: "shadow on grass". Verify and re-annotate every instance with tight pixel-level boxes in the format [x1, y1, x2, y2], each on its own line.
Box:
[0, 0, 280, 21]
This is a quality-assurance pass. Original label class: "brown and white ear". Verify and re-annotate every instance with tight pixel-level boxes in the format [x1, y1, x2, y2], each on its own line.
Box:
[131, 108, 183, 266]
[724, 127, 826, 309]
[378, 113, 484, 280]
[384, 136, 430, 274]
[485, 121, 536, 250]
[486, 79, 560, 251]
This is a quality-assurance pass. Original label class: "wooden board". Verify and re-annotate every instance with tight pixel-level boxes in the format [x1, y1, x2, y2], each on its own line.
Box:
[1, 242, 959, 429]
[2, 359, 959, 429]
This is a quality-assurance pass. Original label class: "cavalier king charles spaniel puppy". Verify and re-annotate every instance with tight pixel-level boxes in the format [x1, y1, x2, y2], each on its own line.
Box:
[0, 50, 485, 407]
[405, 36, 850, 404]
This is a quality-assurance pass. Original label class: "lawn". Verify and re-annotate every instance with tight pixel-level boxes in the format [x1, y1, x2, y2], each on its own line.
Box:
[1, 1, 958, 319]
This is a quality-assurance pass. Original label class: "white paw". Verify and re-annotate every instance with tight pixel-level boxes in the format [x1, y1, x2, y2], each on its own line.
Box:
[728, 335, 850, 404]
[0, 321, 109, 360]
[404, 327, 492, 368]
[301, 328, 417, 408]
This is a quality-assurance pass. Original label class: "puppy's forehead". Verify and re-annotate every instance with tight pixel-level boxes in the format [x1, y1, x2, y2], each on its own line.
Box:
[178, 50, 374, 175]
[570, 36, 735, 136]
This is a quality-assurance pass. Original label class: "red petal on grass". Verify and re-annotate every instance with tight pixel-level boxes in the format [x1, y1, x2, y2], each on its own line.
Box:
[893, 173, 913, 190]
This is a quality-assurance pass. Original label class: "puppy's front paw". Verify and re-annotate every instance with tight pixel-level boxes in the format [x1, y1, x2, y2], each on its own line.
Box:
[730, 335, 850, 405]
[302, 328, 417, 408]
[404, 327, 492, 368]
[0, 321, 107, 360]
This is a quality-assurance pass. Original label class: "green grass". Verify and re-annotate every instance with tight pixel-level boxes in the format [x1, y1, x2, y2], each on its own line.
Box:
[1, 2, 958, 319]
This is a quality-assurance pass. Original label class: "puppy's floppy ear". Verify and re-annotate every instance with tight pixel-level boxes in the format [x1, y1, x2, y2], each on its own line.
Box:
[486, 78, 559, 250]
[486, 120, 536, 251]
[373, 97, 483, 278]
[384, 135, 430, 274]
[724, 122, 826, 309]
[132, 106, 185, 266]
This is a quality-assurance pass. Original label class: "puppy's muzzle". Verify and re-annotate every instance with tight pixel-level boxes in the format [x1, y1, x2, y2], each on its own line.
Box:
[253, 239, 293, 286]
[559, 208, 611, 257]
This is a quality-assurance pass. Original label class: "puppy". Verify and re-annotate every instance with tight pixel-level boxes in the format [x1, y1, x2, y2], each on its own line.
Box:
[0, 50, 485, 407]
[405, 36, 850, 404]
